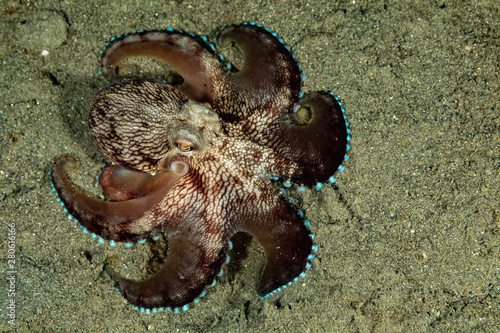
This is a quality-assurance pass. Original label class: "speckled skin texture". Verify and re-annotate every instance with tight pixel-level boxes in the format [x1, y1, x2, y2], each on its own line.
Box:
[51, 24, 348, 311]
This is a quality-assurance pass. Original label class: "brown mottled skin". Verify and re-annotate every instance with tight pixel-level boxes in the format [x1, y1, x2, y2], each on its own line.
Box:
[51, 24, 348, 311]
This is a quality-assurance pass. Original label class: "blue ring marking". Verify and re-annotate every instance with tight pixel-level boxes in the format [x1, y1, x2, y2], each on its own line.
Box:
[328, 175, 336, 184]
[224, 255, 231, 265]
[312, 244, 318, 252]
[315, 182, 324, 190]
[309, 233, 315, 240]
[272, 176, 279, 180]
[217, 268, 224, 277]
[98, 237, 104, 244]
[338, 165, 346, 172]
[124, 242, 133, 248]
[109, 240, 116, 247]
[210, 279, 216, 287]
[279, 188, 287, 196]
[288, 197, 295, 204]
[283, 181, 292, 188]
[91, 233, 97, 238]
[298, 210, 304, 217]
[304, 220, 311, 228]
[137, 239, 147, 245]
[297, 185, 307, 191]
[227, 240, 233, 250]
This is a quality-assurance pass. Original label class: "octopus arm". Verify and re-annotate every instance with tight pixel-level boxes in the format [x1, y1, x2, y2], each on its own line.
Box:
[214, 25, 301, 121]
[100, 31, 224, 103]
[98, 164, 177, 201]
[51, 156, 184, 242]
[105, 226, 230, 310]
[236, 188, 314, 296]
[105, 173, 232, 310]
[268, 92, 348, 186]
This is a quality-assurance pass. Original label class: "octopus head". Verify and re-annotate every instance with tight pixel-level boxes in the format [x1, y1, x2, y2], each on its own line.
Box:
[88, 78, 220, 175]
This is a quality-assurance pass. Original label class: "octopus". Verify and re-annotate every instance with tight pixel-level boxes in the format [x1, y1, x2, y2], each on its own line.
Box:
[51, 23, 350, 313]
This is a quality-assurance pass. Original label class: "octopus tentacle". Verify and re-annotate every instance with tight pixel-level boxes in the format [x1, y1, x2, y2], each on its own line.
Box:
[99, 164, 180, 201]
[266, 92, 349, 186]
[235, 184, 314, 296]
[51, 156, 184, 242]
[100, 31, 225, 102]
[106, 232, 230, 311]
[106, 170, 234, 310]
[213, 24, 301, 123]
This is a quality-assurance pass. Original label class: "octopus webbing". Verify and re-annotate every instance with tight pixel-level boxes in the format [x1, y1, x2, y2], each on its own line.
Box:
[51, 23, 350, 312]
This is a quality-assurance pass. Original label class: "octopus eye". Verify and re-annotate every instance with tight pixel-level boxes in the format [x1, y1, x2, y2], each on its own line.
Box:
[175, 138, 195, 152]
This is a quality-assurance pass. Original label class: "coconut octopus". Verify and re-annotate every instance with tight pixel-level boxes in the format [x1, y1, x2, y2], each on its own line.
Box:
[51, 23, 350, 313]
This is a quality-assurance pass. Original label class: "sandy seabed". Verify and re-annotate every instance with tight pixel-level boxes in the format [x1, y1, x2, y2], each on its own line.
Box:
[0, 0, 498, 332]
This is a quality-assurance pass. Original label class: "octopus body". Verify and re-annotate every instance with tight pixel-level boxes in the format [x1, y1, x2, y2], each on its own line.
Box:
[51, 23, 350, 312]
